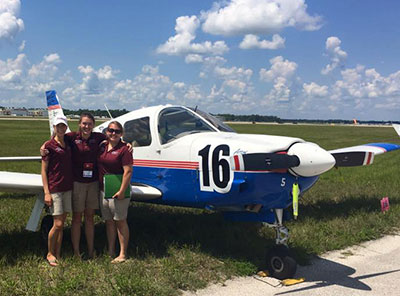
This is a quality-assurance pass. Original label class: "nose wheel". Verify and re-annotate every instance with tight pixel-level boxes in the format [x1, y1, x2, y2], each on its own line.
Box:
[266, 245, 297, 279]
[264, 209, 297, 279]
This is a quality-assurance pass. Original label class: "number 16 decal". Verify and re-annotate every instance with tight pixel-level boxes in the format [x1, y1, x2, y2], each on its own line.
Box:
[198, 144, 233, 193]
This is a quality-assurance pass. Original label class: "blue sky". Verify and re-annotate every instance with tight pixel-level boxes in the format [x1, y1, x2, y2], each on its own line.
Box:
[1, 0, 400, 120]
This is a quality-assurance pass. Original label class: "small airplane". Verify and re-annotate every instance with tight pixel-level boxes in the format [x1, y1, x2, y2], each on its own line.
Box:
[0, 90, 399, 279]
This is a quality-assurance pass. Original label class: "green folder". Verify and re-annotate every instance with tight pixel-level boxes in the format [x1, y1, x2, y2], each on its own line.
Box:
[104, 174, 130, 199]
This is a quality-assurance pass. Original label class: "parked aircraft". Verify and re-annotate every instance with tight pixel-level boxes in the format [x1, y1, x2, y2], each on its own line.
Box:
[0, 90, 399, 279]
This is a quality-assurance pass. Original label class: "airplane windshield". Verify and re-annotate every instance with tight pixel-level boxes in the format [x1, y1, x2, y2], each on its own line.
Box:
[191, 108, 236, 133]
[158, 107, 216, 144]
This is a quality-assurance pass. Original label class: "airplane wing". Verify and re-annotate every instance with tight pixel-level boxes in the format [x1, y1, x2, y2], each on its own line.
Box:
[0, 171, 43, 193]
[0, 156, 41, 161]
[0, 171, 161, 199]
[329, 143, 400, 167]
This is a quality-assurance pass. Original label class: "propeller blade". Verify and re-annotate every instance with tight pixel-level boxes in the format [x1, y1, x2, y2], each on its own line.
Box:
[241, 153, 300, 171]
[331, 151, 374, 167]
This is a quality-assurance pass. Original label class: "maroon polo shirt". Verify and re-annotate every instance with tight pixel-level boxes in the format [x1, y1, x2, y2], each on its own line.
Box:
[65, 131, 107, 183]
[98, 141, 133, 190]
[42, 137, 73, 193]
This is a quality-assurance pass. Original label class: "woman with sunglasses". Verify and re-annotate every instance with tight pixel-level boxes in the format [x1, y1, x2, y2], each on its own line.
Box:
[41, 116, 73, 267]
[97, 121, 133, 263]
[41, 113, 133, 259]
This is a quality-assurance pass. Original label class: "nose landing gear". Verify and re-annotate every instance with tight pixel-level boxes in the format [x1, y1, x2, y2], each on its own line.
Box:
[263, 209, 297, 279]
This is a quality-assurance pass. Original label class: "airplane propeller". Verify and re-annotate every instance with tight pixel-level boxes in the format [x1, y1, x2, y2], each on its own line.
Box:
[235, 142, 382, 177]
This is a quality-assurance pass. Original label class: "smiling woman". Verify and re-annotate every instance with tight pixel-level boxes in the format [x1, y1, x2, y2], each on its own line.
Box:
[98, 120, 133, 263]
[41, 115, 73, 267]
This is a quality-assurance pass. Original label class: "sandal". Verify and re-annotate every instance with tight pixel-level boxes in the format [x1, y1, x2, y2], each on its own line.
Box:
[47, 258, 58, 267]
[111, 257, 127, 264]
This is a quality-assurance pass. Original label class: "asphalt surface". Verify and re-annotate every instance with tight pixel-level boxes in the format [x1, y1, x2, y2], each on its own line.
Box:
[184, 233, 400, 296]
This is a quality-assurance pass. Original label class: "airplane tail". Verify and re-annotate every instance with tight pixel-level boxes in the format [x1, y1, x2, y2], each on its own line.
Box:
[45, 90, 71, 135]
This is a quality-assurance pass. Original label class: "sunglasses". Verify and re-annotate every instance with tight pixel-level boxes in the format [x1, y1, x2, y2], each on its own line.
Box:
[107, 128, 122, 134]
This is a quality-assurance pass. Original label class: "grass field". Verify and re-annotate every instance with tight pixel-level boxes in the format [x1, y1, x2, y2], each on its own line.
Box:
[0, 120, 399, 295]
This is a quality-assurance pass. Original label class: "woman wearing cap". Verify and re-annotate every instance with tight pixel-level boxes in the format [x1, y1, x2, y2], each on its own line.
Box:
[98, 121, 133, 263]
[41, 116, 73, 267]
[41, 113, 132, 259]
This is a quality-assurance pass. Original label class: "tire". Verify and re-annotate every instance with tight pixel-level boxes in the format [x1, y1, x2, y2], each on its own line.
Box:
[266, 245, 297, 280]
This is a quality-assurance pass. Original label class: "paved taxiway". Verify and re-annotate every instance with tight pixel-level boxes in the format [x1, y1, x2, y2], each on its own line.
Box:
[184, 233, 400, 296]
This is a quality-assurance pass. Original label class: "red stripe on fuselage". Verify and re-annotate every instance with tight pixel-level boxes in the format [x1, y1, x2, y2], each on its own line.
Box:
[47, 104, 61, 110]
[133, 159, 199, 169]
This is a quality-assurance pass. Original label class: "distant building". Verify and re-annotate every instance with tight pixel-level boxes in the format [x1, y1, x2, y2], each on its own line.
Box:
[28, 109, 48, 117]
[10, 108, 29, 116]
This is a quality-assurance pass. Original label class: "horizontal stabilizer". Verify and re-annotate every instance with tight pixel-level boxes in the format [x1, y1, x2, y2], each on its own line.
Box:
[240, 153, 300, 171]
[331, 151, 374, 167]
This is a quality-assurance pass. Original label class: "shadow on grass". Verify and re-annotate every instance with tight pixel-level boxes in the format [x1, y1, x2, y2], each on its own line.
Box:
[95, 204, 279, 267]
[1, 203, 306, 270]
[300, 195, 400, 220]
[4, 195, 391, 268]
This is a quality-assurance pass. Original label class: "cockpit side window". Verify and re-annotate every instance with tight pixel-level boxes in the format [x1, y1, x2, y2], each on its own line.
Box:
[158, 107, 215, 144]
[123, 117, 152, 147]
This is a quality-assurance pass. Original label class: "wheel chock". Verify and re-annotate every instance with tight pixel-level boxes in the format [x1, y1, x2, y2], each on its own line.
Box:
[281, 277, 305, 286]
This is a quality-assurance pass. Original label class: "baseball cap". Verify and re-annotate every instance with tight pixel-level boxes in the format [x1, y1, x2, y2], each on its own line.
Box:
[53, 116, 68, 127]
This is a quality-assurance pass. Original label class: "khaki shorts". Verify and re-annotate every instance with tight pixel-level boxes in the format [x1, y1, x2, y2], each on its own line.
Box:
[72, 181, 100, 212]
[99, 191, 131, 221]
[49, 191, 72, 216]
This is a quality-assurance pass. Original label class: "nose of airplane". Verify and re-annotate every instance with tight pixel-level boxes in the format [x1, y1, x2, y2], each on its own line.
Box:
[287, 142, 336, 177]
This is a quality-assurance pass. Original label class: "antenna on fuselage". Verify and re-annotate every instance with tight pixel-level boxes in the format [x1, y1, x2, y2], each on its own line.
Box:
[104, 104, 113, 120]
[194, 105, 198, 112]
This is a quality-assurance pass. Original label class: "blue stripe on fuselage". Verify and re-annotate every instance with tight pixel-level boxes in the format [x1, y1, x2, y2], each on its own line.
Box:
[132, 166, 319, 210]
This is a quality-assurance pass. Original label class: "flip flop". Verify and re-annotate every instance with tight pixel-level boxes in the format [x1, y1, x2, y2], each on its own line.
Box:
[111, 257, 127, 264]
[47, 258, 58, 267]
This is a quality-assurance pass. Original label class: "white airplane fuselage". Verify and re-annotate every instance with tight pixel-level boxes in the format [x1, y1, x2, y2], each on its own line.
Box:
[94, 105, 333, 223]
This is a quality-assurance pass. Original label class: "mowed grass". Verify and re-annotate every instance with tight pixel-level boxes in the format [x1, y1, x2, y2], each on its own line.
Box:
[0, 120, 400, 295]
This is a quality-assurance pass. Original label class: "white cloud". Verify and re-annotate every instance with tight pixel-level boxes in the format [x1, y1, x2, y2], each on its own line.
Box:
[260, 56, 298, 105]
[29, 53, 61, 78]
[303, 82, 328, 97]
[0, 53, 28, 84]
[321, 36, 347, 75]
[0, 0, 24, 41]
[202, 0, 322, 36]
[18, 39, 25, 51]
[239, 34, 285, 49]
[185, 54, 203, 64]
[259, 56, 297, 82]
[214, 65, 253, 81]
[333, 65, 400, 100]
[76, 65, 118, 96]
[156, 15, 228, 56]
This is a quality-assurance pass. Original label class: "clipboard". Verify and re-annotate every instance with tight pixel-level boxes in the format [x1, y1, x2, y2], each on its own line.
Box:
[103, 174, 130, 199]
